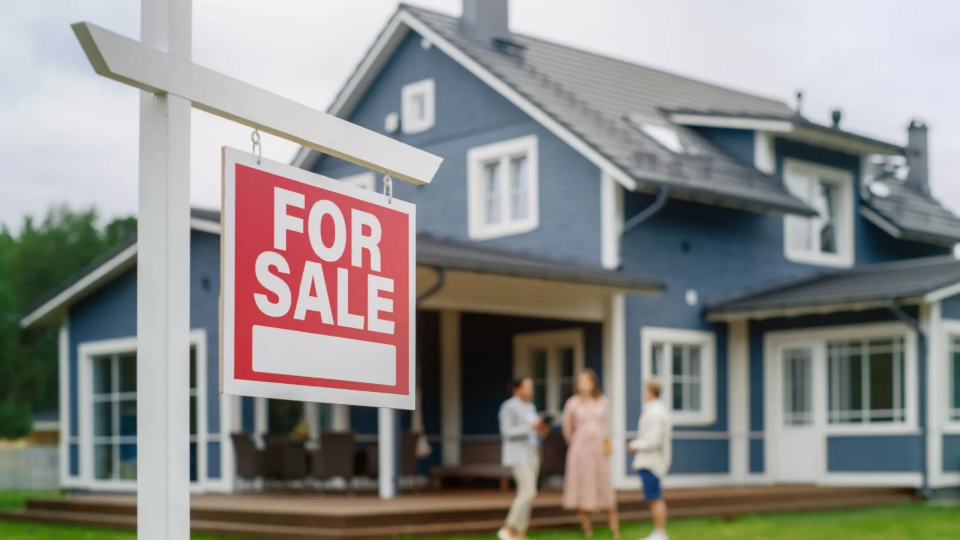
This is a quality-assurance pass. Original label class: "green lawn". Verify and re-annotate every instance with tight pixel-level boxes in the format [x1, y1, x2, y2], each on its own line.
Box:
[0, 497, 958, 540]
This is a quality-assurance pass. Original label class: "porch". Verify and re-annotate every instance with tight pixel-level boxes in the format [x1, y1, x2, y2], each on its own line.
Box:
[2, 486, 917, 539]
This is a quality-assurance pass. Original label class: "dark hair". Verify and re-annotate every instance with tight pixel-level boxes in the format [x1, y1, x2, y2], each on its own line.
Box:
[508, 377, 530, 395]
[578, 368, 602, 397]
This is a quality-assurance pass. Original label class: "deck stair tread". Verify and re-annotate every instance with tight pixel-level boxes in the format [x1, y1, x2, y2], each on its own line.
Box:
[2, 487, 917, 540]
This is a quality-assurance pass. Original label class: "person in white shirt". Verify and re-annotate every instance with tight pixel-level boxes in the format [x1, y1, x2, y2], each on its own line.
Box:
[629, 380, 672, 540]
[498, 377, 549, 540]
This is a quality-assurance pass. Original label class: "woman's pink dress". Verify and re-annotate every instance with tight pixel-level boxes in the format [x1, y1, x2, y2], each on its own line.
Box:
[562, 395, 616, 511]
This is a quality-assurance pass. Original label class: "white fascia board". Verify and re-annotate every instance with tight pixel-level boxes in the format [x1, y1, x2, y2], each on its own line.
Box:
[668, 113, 794, 133]
[20, 243, 139, 329]
[72, 22, 440, 186]
[19, 218, 223, 329]
[924, 281, 960, 303]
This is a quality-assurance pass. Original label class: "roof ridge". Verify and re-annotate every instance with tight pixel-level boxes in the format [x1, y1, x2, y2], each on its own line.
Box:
[400, 3, 791, 112]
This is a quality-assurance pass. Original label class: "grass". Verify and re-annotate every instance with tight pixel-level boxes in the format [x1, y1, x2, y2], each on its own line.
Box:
[0, 491, 61, 511]
[0, 499, 958, 540]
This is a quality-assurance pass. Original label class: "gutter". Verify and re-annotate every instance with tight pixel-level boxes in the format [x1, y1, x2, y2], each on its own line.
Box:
[888, 298, 930, 499]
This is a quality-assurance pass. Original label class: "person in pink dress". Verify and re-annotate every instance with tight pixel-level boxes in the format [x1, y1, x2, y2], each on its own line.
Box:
[562, 369, 619, 538]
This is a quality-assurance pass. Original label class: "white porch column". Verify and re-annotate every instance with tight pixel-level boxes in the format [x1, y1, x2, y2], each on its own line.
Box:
[922, 302, 943, 488]
[305, 402, 320, 444]
[332, 404, 350, 432]
[378, 408, 398, 499]
[254, 397, 268, 438]
[136, 0, 192, 538]
[440, 310, 462, 465]
[728, 320, 750, 483]
[605, 294, 627, 487]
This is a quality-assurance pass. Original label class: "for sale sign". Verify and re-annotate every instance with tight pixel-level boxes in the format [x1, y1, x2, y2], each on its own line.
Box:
[220, 147, 415, 410]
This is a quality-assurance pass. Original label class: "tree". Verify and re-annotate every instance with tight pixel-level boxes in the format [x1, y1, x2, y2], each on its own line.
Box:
[0, 206, 136, 433]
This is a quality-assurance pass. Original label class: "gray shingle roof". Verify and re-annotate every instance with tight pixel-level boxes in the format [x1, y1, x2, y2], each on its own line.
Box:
[706, 255, 960, 319]
[863, 178, 960, 244]
[400, 4, 814, 216]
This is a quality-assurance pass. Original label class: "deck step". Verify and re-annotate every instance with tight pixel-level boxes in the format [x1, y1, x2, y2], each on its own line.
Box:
[1, 490, 917, 540]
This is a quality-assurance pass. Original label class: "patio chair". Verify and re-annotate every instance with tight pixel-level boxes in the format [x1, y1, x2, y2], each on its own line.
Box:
[310, 430, 357, 493]
[262, 433, 290, 486]
[429, 440, 511, 490]
[539, 431, 568, 488]
[399, 430, 421, 492]
[231, 432, 265, 491]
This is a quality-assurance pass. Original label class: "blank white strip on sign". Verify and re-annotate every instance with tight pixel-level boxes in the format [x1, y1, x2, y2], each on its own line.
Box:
[252, 326, 397, 386]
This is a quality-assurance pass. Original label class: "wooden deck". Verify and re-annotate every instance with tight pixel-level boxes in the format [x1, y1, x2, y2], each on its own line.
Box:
[1, 486, 916, 539]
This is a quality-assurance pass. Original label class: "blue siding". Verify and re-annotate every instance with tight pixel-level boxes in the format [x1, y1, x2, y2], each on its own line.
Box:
[944, 435, 960, 472]
[941, 294, 960, 320]
[67, 231, 223, 481]
[690, 127, 755, 168]
[207, 441, 222, 479]
[241, 397, 255, 433]
[313, 31, 602, 265]
[749, 438, 764, 474]
[670, 439, 729, 474]
[827, 436, 922, 472]
[69, 444, 79, 477]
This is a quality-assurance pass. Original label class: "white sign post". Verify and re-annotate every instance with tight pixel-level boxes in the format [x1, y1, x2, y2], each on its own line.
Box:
[72, 1, 441, 537]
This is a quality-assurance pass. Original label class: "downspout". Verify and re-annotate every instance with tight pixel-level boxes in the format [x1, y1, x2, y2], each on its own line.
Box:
[889, 298, 930, 499]
[622, 188, 669, 234]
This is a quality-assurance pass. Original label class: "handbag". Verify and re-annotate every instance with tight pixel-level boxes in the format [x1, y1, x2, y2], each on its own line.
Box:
[603, 437, 613, 457]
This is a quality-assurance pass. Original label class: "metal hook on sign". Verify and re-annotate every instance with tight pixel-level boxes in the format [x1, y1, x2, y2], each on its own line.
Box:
[383, 175, 393, 204]
[251, 129, 262, 165]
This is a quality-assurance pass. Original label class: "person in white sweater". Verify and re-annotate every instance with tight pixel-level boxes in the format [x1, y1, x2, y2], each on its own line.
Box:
[629, 380, 672, 540]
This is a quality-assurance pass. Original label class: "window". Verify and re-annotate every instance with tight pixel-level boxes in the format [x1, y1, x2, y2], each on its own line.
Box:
[86, 343, 204, 483]
[950, 335, 960, 422]
[629, 116, 702, 155]
[340, 171, 375, 191]
[401, 79, 435, 134]
[641, 327, 716, 425]
[827, 338, 905, 424]
[467, 135, 539, 240]
[783, 159, 854, 268]
[514, 329, 584, 422]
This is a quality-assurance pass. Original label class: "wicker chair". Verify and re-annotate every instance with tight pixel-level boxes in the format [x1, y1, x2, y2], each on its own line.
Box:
[310, 431, 357, 493]
[230, 432, 265, 491]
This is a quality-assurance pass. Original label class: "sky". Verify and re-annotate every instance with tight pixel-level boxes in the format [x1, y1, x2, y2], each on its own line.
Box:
[2, 0, 960, 231]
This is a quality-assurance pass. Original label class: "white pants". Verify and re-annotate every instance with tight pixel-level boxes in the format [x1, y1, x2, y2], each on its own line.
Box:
[505, 449, 540, 532]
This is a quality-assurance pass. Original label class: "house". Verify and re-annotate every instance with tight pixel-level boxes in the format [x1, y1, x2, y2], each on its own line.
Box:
[21, 0, 960, 494]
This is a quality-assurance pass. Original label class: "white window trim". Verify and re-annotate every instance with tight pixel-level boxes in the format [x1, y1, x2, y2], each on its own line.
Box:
[782, 158, 855, 269]
[340, 171, 376, 191]
[401, 78, 435, 134]
[640, 327, 717, 426]
[942, 319, 960, 432]
[513, 328, 585, 422]
[76, 330, 217, 492]
[467, 135, 540, 240]
[764, 322, 919, 438]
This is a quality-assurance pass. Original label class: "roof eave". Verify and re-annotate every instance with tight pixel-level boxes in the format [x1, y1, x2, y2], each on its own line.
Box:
[861, 204, 960, 247]
[705, 296, 923, 322]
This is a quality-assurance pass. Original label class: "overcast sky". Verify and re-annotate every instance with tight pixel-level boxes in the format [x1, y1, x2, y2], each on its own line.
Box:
[3, 0, 959, 230]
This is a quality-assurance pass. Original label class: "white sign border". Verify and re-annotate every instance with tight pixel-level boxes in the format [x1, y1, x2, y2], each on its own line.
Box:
[220, 146, 416, 410]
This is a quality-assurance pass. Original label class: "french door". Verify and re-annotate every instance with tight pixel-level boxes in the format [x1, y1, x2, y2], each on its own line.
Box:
[513, 329, 584, 422]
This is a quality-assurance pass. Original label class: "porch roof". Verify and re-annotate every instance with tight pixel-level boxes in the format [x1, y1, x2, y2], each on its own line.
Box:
[705, 255, 960, 321]
[20, 209, 662, 329]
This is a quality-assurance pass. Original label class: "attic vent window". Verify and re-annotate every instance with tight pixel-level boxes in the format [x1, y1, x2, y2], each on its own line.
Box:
[401, 79, 435, 134]
[629, 116, 701, 155]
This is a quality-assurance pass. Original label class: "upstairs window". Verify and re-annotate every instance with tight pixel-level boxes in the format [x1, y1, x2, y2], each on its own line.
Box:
[467, 135, 539, 240]
[401, 79, 435, 134]
[783, 159, 854, 268]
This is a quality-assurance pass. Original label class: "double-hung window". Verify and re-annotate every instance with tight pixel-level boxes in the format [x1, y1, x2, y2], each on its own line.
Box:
[783, 159, 854, 268]
[467, 135, 539, 240]
[827, 337, 906, 424]
[641, 328, 716, 425]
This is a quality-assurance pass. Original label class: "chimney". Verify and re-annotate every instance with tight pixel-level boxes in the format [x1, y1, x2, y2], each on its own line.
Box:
[830, 109, 842, 129]
[461, 0, 511, 44]
[905, 119, 929, 195]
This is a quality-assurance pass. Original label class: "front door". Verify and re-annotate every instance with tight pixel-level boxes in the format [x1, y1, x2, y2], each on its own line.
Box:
[775, 345, 822, 483]
[514, 329, 585, 423]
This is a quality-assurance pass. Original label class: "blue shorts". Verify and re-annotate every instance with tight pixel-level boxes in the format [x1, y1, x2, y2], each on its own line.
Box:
[638, 469, 662, 501]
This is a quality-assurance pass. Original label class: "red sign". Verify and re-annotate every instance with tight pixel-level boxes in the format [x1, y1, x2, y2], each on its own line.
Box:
[221, 148, 416, 410]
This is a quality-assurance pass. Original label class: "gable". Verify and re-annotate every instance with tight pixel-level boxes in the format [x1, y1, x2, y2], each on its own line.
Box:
[313, 30, 605, 265]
